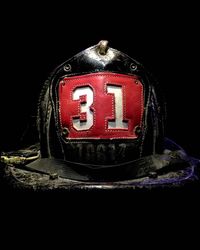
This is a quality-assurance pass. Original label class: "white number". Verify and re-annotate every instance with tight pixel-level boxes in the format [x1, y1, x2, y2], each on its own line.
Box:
[107, 85, 128, 129]
[72, 85, 127, 131]
[73, 87, 93, 130]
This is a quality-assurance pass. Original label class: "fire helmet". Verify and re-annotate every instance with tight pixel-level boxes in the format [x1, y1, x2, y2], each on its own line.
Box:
[0, 41, 199, 190]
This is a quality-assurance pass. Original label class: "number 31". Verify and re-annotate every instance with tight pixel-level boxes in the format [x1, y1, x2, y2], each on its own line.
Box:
[73, 85, 128, 131]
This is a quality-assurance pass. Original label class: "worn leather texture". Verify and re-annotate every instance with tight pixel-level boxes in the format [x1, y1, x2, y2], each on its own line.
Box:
[37, 43, 166, 167]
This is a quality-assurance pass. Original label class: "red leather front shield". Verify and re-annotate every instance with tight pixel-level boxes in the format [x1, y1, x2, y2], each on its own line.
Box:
[59, 72, 144, 139]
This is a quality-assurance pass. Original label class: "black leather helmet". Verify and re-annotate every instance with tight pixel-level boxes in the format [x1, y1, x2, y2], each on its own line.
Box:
[0, 41, 199, 190]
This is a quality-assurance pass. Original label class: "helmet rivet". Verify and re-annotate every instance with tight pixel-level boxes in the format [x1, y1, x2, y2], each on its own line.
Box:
[130, 63, 137, 71]
[148, 171, 158, 179]
[49, 173, 58, 180]
[60, 80, 65, 86]
[62, 127, 69, 136]
[135, 126, 142, 136]
[64, 64, 71, 72]
[135, 80, 139, 84]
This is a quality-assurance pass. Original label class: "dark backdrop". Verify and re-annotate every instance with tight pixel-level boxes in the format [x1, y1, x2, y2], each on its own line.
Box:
[0, 3, 200, 225]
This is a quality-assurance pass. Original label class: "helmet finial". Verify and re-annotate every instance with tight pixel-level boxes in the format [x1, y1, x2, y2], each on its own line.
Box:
[97, 40, 109, 55]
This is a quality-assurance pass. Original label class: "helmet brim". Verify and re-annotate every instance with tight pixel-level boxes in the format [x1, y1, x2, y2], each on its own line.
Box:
[7, 138, 196, 190]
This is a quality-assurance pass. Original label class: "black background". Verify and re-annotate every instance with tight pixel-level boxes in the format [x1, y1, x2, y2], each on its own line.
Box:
[0, 4, 200, 238]
[0, 2, 199, 202]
